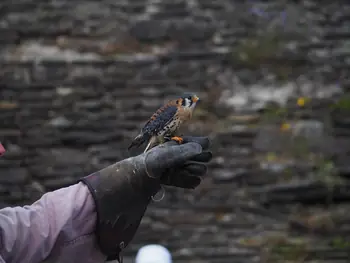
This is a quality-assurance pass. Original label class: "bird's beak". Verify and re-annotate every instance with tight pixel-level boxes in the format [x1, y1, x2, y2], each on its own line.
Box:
[192, 95, 199, 103]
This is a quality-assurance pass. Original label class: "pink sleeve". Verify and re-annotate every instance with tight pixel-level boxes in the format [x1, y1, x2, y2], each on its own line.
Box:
[0, 182, 106, 263]
[0, 143, 5, 156]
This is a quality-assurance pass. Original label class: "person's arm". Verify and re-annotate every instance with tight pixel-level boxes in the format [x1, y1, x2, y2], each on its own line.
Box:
[0, 143, 5, 156]
[0, 182, 106, 263]
[0, 136, 212, 263]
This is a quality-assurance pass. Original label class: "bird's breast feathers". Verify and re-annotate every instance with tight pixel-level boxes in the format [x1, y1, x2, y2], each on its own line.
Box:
[157, 117, 181, 136]
[176, 105, 193, 121]
[141, 100, 194, 137]
[156, 107, 192, 136]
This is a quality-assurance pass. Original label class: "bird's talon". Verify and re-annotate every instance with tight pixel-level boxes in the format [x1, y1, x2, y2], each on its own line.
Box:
[171, 136, 184, 144]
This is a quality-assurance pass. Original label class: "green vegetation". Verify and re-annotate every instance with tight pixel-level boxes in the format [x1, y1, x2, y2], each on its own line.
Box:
[330, 237, 350, 249]
[229, 32, 294, 81]
[269, 239, 308, 261]
[331, 94, 350, 110]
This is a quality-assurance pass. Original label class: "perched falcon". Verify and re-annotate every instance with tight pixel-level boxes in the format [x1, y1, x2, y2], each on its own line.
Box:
[128, 93, 199, 153]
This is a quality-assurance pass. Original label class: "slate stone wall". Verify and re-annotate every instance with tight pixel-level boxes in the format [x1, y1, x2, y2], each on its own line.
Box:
[1, 0, 350, 262]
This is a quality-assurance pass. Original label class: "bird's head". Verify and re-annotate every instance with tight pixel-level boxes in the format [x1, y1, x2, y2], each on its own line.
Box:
[176, 93, 199, 110]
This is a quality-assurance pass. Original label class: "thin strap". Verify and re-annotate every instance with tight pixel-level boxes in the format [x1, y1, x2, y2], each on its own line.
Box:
[118, 242, 125, 263]
[152, 185, 165, 202]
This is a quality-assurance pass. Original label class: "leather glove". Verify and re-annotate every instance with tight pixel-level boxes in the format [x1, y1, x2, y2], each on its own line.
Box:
[80, 136, 212, 262]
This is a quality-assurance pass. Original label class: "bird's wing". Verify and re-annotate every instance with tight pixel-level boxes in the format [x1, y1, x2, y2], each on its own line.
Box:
[142, 104, 178, 136]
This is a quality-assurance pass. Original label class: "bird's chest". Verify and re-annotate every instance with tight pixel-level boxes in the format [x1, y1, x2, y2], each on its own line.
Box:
[158, 118, 182, 136]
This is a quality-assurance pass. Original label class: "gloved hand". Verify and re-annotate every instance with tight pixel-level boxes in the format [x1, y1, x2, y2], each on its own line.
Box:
[80, 136, 212, 262]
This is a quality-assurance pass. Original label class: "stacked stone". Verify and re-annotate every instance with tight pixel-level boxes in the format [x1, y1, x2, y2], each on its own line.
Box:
[1, 0, 350, 262]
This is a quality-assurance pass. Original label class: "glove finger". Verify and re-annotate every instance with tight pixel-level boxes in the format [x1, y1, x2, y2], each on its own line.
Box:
[189, 151, 213, 163]
[151, 142, 203, 166]
[183, 163, 207, 176]
[161, 172, 202, 189]
[144, 142, 203, 176]
[182, 136, 210, 150]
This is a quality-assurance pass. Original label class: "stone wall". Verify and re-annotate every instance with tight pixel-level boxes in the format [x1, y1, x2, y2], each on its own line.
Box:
[1, 0, 350, 262]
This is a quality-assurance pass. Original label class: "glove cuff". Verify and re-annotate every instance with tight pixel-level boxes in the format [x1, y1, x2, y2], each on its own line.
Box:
[80, 157, 161, 260]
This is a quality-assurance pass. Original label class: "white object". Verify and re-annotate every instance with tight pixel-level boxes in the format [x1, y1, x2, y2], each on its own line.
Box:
[135, 244, 172, 263]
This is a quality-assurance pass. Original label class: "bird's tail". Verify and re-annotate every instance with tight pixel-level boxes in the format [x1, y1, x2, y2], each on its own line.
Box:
[128, 134, 147, 150]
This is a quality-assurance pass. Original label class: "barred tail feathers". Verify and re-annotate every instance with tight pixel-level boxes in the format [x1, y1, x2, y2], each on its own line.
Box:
[128, 133, 148, 150]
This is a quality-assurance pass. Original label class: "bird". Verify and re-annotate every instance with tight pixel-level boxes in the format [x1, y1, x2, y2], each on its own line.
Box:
[128, 93, 200, 153]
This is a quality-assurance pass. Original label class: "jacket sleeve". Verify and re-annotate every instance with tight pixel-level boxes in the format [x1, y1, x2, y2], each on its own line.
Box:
[0, 182, 107, 263]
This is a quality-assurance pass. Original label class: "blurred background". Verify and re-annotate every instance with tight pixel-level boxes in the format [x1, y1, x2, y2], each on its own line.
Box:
[1, 0, 350, 262]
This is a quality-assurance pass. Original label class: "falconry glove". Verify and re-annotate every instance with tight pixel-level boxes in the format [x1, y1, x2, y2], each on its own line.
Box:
[80, 136, 212, 262]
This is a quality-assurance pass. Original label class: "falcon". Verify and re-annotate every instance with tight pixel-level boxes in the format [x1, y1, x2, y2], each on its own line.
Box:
[128, 93, 200, 153]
